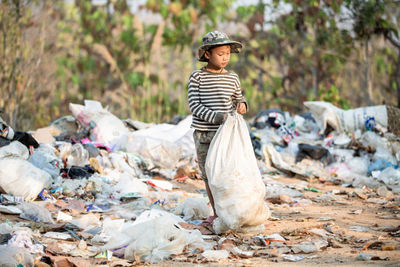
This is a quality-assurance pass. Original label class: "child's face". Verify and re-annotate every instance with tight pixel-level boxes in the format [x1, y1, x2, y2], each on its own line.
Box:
[206, 45, 231, 69]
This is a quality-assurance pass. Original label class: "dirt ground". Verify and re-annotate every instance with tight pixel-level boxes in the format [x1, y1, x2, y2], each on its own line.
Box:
[155, 175, 400, 267]
[1, 174, 399, 266]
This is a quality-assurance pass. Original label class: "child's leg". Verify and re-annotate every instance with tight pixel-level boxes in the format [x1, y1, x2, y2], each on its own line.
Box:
[193, 130, 217, 218]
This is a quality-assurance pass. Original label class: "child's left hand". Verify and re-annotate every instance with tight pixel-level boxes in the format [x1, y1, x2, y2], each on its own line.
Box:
[237, 102, 247, 114]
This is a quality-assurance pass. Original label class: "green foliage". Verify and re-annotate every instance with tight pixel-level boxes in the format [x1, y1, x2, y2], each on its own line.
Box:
[1, 0, 399, 129]
[317, 85, 351, 109]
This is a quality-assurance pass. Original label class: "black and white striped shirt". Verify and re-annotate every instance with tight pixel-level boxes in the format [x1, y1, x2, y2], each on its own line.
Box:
[188, 69, 246, 131]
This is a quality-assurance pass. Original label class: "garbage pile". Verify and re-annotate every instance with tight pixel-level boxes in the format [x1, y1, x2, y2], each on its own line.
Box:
[0, 100, 399, 266]
[251, 101, 400, 193]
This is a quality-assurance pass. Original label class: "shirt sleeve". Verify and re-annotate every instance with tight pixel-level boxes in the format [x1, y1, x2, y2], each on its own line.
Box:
[232, 74, 248, 111]
[188, 72, 219, 124]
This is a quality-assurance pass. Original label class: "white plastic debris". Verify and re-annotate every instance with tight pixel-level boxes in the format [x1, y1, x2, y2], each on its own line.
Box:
[7, 230, 44, 254]
[43, 232, 73, 240]
[19, 203, 54, 223]
[0, 159, 52, 201]
[0, 141, 29, 159]
[202, 250, 230, 261]
[173, 197, 211, 220]
[0, 205, 22, 215]
[70, 100, 129, 144]
[0, 245, 34, 266]
[104, 215, 187, 263]
[114, 173, 148, 196]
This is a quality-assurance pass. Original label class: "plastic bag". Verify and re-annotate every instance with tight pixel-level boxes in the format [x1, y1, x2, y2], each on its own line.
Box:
[124, 216, 186, 263]
[206, 113, 270, 234]
[109, 152, 139, 177]
[173, 197, 211, 220]
[114, 173, 148, 196]
[0, 245, 34, 267]
[117, 135, 181, 169]
[29, 151, 60, 178]
[361, 131, 390, 150]
[116, 117, 195, 169]
[377, 167, 400, 185]
[0, 158, 52, 201]
[59, 143, 90, 168]
[0, 141, 29, 159]
[19, 203, 54, 223]
[104, 214, 186, 263]
[70, 100, 129, 144]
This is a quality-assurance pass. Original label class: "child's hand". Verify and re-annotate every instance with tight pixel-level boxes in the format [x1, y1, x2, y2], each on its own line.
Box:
[237, 102, 247, 114]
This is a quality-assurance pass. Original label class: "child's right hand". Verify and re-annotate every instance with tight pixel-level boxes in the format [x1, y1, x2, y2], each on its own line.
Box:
[236, 102, 247, 114]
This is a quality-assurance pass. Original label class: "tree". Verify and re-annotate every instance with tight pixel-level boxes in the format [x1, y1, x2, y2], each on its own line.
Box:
[231, 0, 353, 112]
[344, 0, 400, 107]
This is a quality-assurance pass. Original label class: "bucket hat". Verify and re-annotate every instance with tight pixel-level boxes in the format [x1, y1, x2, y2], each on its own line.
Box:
[198, 31, 242, 62]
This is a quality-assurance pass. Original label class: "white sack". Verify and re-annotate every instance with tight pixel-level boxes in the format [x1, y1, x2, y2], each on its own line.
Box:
[304, 101, 387, 134]
[206, 113, 270, 234]
[0, 141, 29, 160]
[0, 158, 52, 201]
[70, 100, 129, 144]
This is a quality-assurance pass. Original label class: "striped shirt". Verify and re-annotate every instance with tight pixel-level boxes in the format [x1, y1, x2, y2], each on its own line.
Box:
[188, 69, 246, 131]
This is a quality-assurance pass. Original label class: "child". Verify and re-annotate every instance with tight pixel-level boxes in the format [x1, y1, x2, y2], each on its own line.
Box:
[188, 31, 247, 225]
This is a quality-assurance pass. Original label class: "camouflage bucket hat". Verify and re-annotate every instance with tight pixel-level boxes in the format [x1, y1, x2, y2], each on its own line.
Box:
[198, 31, 242, 62]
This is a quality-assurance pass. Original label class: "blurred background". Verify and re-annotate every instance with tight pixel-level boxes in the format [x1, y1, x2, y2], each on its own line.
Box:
[1, 0, 399, 131]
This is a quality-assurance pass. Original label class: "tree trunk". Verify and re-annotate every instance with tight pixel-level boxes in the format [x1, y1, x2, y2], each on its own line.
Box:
[396, 50, 400, 108]
[365, 38, 373, 105]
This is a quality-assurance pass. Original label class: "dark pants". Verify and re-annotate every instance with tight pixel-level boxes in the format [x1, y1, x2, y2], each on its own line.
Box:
[193, 130, 217, 183]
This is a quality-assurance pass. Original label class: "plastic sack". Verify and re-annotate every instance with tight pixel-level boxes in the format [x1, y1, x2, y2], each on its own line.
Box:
[104, 215, 186, 263]
[0, 158, 52, 201]
[19, 203, 54, 223]
[0, 141, 29, 159]
[377, 167, 400, 185]
[70, 100, 129, 144]
[0, 245, 34, 267]
[173, 197, 211, 220]
[304, 101, 388, 134]
[116, 116, 194, 169]
[125, 216, 186, 263]
[206, 113, 270, 234]
[29, 151, 60, 178]
[117, 135, 181, 169]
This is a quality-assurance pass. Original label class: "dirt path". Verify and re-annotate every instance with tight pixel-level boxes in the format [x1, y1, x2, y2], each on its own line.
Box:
[1, 175, 399, 266]
[157, 175, 400, 266]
